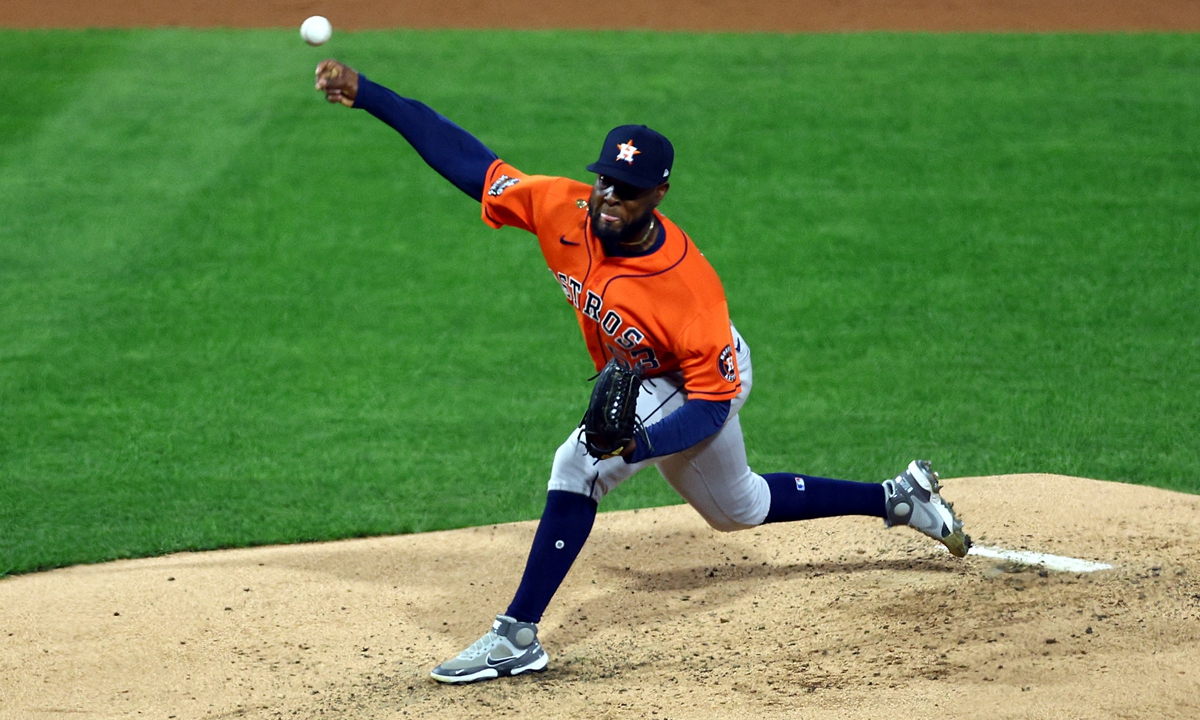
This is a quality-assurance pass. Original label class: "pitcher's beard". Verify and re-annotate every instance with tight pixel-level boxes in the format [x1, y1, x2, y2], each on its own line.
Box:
[590, 209, 655, 255]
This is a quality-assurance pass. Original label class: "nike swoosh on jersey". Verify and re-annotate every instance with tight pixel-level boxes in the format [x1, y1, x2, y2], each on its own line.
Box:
[559, 235, 580, 246]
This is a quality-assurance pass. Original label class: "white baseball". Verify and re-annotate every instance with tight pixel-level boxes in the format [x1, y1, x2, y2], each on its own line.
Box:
[300, 16, 333, 46]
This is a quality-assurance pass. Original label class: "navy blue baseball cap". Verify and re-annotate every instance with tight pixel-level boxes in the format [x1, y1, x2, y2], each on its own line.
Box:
[586, 125, 674, 189]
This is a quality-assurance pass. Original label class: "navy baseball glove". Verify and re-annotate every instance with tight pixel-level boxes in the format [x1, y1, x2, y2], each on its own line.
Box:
[581, 360, 645, 460]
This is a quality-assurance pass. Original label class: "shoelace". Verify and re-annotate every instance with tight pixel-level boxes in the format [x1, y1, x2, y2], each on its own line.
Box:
[456, 630, 500, 660]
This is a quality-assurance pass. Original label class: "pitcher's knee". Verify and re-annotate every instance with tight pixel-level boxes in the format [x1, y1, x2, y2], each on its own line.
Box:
[689, 473, 771, 532]
[547, 434, 596, 497]
[699, 512, 759, 533]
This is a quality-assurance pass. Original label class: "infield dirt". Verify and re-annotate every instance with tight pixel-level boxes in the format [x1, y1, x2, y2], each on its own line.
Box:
[4, 475, 1200, 719]
[4, 2, 1199, 719]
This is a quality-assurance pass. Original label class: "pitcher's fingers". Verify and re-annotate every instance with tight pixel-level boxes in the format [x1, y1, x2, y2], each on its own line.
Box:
[314, 59, 341, 85]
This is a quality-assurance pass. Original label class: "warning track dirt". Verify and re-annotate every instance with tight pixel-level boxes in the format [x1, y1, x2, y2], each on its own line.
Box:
[2, 0, 1198, 31]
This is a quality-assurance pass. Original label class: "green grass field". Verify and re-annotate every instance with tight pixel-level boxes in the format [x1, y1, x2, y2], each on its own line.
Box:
[2, 30, 1197, 576]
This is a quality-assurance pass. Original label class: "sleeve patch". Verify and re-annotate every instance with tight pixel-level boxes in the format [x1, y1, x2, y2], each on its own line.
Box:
[487, 174, 520, 196]
[717, 345, 737, 382]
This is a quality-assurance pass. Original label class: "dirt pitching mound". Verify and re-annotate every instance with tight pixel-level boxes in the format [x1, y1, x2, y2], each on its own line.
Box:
[3, 474, 1199, 719]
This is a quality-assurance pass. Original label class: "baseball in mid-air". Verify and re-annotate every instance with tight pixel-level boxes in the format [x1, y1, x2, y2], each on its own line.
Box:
[300, 16, 333, 46]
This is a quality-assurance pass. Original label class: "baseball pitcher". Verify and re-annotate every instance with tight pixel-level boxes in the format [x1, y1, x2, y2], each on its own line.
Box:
[314, 60, 969, 684]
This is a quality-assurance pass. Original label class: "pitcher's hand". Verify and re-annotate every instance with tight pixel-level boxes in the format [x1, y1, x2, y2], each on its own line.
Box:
[315, 59, 359, 107]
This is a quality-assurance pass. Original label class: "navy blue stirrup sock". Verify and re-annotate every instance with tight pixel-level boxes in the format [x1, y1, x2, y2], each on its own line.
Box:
[506, 490, 598, 624]
[762, 473, 886, 524]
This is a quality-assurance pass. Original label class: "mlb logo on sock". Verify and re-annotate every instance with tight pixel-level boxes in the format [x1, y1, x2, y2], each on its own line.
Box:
[795, 476, 805, 491]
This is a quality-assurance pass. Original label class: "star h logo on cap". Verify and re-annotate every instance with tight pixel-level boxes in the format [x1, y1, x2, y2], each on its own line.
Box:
[587, 125, 673, 188]
[615, 140, 640, 164]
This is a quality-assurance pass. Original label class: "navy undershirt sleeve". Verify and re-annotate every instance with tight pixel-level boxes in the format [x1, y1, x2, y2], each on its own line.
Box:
[627, 399, 731, 464]
[352, 75, 498, 201]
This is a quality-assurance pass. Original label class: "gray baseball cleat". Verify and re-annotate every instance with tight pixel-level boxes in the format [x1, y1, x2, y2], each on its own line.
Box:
[883, 460, 971, 558]
[430, 614, 549, 684]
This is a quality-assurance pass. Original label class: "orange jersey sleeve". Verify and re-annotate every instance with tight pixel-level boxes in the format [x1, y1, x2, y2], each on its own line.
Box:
[480, 160, 537, 231]
[673, 298, 740, 400]
[480, 159, 589, 236]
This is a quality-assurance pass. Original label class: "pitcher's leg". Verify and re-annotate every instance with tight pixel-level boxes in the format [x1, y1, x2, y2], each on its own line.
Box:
[431, 429, 634, 685]
[656, 416, 889, 532]
[761, 473, 885, 523]
[658, 436, 968, 559]
[505, 489, 597, 623]
[655, 415, 771, 532]
[505, 414, 665, 625]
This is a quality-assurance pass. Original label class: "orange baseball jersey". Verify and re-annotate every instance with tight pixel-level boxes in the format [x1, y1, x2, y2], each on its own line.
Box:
[481, 159, 740, 402]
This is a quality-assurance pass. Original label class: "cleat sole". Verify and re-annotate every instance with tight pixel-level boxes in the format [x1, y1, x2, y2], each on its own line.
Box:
[943, 530, 970, 558]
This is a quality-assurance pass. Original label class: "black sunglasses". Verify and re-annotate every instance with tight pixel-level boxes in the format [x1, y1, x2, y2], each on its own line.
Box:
[596, 175, 655, 201]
